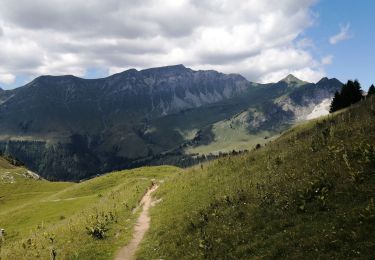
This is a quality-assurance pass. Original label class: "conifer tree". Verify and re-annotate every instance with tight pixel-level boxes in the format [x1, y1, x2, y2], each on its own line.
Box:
[352, 80, 363, 103]
[330, 91, 342, 113]
[330, 80, 363, 113]
[368, 84, 375, 95]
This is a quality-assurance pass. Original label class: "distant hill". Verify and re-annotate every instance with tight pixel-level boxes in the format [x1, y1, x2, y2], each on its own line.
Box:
[0, 65, 342, 180]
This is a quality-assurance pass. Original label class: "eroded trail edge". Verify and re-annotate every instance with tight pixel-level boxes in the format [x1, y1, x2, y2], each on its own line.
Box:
[115, 184, 159, 260]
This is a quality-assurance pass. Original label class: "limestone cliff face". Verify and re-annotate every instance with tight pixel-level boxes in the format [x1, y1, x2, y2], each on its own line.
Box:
[101, 65, 252, 115]
[243, 77, 342, 132]
[274, 77, 342, 122]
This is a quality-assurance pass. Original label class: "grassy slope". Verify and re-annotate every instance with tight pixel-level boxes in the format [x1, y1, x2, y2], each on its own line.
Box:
[186, 110, 280, 155]
[0, 165, 179, 259]
[137, 96, 375, 259]
[0, 157, 15, 169]
[0, 159, 73, 217]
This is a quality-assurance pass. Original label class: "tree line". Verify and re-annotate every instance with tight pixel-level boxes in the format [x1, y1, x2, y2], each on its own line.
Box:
[330, 80, 375, 113]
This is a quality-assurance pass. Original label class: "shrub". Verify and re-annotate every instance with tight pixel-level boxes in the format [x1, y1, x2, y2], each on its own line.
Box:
[85, 211, 116, 239]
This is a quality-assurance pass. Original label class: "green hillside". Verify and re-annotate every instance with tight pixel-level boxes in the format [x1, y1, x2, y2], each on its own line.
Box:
[185, 110, 280, 155]
[0, 157, 14, 170]
[136, 96, 375, 259]
[0, 165, 179, 259]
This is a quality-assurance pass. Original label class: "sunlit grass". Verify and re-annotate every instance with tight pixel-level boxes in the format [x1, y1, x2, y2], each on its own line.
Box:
[0, 165, 179, 259]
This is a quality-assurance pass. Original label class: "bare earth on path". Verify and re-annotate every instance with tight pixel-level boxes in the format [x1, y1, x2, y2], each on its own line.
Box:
[115, 184, 159, 260]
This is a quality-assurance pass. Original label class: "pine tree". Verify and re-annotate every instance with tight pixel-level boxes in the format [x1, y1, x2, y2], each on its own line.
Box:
[330, 91, 342, 113]
[352, 80, 363, 103]
[340, 80, 352, 107]
[330, 80, 363, 113]
[368, 84, 375, 96]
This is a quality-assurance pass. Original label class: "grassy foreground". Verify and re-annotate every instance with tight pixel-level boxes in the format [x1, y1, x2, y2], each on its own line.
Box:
[137, 96, 375, 259]
[0, 164, 178, 259]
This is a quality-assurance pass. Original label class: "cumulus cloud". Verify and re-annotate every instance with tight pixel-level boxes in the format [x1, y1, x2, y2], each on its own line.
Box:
[0, 0, 327, 87]
[329, 23, 351, 45]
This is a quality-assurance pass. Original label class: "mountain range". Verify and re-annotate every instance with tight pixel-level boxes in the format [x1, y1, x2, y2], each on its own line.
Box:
[0, 65, 342, 180]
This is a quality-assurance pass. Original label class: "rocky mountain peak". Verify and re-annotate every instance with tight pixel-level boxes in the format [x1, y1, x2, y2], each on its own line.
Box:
[317, 77, 342, 86]
[314, 78, 342, 96]
[317, 77, 329, 84]
[30, 74, 82, 86]
[141, 64, 189, 74]
[280, 74, 307, 85]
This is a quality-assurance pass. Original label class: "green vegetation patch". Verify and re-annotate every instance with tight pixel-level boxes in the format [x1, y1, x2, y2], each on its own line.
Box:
[0, 165, 179, 259]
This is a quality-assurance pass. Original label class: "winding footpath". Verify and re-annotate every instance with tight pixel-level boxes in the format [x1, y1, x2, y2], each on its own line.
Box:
[115, 184, 159, 260]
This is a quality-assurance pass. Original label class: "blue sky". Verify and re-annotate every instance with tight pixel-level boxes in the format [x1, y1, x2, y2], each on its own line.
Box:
[0, 0, 373, 90]
[305, 0, 375, 89]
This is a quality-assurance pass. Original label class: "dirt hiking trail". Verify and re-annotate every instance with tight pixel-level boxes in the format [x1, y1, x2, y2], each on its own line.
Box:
[115, 184, 159, 260]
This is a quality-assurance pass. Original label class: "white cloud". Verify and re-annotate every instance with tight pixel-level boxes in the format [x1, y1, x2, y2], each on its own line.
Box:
[0, 0, 326, 86]
[0, 73, 15, 84]
[296, 38, 315, 49]
[321, 55, 333, 65]
[329, 23, 351, 45]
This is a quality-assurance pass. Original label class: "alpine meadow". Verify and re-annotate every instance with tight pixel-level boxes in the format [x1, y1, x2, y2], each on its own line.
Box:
[0, 0, 374, 259]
